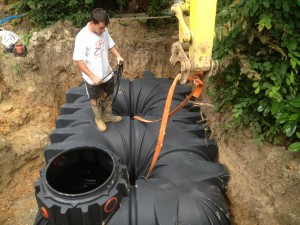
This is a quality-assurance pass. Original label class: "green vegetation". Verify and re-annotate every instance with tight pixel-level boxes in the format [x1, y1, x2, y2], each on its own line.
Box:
[146, 0, 174, 27]
[8, 0, 171, 28]
[211, 0, 300, 151]
[11, 61, 21, 77]
[147, 0, 171, 16]
[8, 0, 127, 27]
[22, 31, 33, 45]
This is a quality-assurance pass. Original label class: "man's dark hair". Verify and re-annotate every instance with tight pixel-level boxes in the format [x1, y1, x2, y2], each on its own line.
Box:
[91, 8, 110, 25]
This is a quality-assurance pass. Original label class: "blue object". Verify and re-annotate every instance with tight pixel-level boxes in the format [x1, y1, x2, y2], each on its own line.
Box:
[0, 15, 23, 25]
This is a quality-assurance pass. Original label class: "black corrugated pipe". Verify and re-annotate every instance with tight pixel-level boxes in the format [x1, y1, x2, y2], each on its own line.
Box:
[33, 72, 231, 225]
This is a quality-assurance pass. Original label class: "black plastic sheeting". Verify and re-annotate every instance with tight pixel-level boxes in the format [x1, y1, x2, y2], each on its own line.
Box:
[34, 72, 231, 225]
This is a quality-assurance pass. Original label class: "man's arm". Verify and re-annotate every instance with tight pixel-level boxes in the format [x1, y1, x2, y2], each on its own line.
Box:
[109, 46, 124, 64]
[74, 60, 103, 85]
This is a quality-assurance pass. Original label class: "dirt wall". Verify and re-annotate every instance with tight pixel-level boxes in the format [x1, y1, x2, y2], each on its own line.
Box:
[0, 18, 299, 225]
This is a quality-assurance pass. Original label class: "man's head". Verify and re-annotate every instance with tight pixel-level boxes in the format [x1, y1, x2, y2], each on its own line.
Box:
[90, 8, 110, 34]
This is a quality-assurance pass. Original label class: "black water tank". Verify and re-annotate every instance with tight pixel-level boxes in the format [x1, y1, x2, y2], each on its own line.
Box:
[34, 72, 231, 225]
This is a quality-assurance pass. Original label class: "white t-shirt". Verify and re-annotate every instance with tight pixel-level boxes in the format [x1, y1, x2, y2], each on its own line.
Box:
[73, 23, 115, 84]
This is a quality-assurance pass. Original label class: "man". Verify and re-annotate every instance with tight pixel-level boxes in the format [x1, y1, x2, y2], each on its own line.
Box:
[73, 8, 124, 132]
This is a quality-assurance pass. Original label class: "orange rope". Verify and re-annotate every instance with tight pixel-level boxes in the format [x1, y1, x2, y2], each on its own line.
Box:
[143, 73, 204, 178]
[133, 72, 203, 123]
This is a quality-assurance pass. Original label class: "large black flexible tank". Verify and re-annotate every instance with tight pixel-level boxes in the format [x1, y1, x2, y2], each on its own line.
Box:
[33, 72, 231, 225]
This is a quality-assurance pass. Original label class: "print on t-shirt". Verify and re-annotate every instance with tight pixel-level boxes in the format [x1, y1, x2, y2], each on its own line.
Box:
[94, 39, 105, 57]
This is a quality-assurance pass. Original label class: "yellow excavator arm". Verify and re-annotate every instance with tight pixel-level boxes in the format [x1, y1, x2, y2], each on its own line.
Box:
[170, 0, 218, 84]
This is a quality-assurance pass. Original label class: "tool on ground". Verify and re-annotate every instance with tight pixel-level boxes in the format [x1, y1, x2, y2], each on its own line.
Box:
[13, 43, 27, 57]
[0, 27, 18, 51]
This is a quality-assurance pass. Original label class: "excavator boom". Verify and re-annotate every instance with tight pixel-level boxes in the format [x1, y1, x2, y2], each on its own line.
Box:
[170, 0, 218, 83]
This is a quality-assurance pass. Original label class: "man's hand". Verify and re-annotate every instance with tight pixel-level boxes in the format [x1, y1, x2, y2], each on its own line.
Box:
[74, 60, 103, 85]
[109, 47, 124, 65]
[117, 56, 124, 65]
[92, 76, 103, 85]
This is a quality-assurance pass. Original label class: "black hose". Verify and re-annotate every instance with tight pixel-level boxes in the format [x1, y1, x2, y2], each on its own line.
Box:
[112, 61, 123, 104]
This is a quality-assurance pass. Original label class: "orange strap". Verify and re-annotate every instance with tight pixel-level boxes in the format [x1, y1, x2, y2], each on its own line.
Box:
[144, 73, 204, 178]
[134, 72, 203, 123]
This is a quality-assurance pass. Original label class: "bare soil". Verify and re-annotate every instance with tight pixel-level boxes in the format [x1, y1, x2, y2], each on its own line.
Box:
[0, 10, 299, 225]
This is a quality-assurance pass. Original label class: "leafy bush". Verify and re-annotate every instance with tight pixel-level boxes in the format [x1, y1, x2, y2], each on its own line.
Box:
[146, 0, 174, 27]
[17, 0, 127, 27]
[210, 0, 300, 151]
[147, 0, 172, 16]
[14, 0, 173, 28]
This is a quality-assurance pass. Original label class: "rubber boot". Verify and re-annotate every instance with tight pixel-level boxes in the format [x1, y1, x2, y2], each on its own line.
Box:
[102, 99, 122, 123]
[91, 104, 107, 132]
